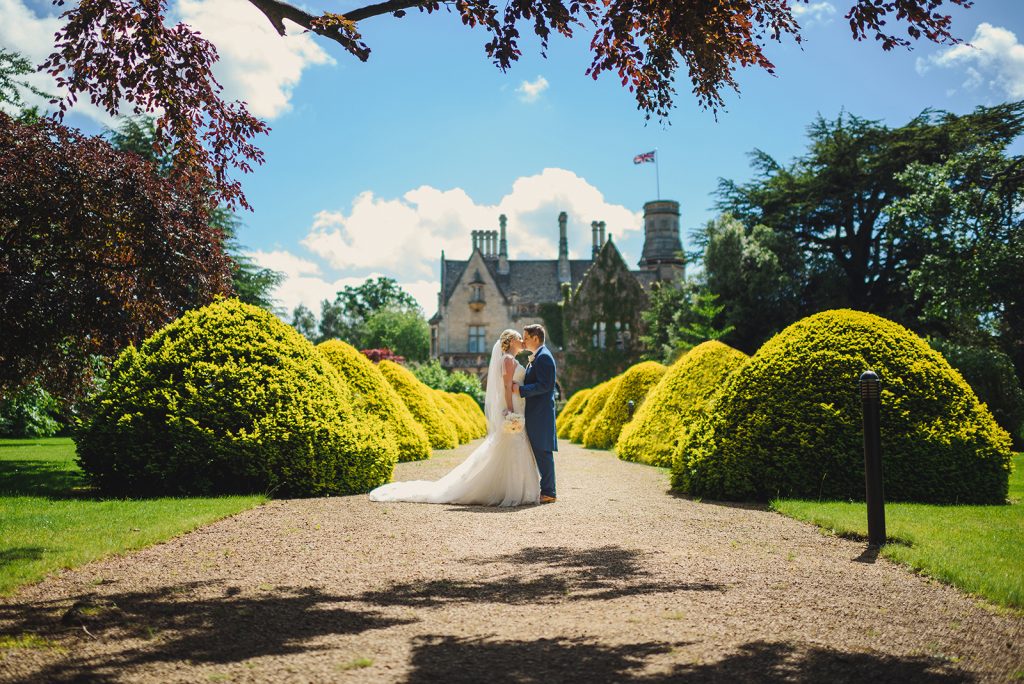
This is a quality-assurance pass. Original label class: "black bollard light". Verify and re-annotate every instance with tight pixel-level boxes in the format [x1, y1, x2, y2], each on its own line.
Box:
[859, 370, 886, 547]
[626, 399, 636, 419]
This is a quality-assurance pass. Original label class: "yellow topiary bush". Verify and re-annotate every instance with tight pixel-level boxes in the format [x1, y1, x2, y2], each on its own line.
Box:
[673, 309, 1014, 504]
[433, 389, 474, 443]
[75, 298, 398, 497]
[617, 342, 748, 467]
[569, 377, 620, 443]
[378, 360, 458, 450]
[316, 340, 431, 462]
[450, 392, 487, 437]
[582, 361, 667, 449]
[556, 388, 593, 439]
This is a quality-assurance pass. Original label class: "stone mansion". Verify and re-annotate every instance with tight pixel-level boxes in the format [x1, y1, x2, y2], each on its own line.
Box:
[429, 200, 685, 393]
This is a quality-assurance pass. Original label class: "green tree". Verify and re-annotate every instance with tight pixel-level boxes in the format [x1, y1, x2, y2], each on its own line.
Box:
[413, 360, 484, 405]
[640, 280, 691, 363]
[317, 277, 425, 349]
[210, 208, 284, 312]
[640, 280, 733, 363]
[337, 277, 420, 321]
[105, 116, 283, 311]
[443, 371, 484, 406]
[411, 360, 450, 391]
[697, 214, 806, 353]
[0, 381, 62, 438]
[0, 48, 50, 109]
[362, 308, 430, 363]
[678, 292, 734, 349]
[291, 303, 318, 342]
[0, 112, 232, 400]
[888, 145, 1024, 379]
[317, 298, 350, 342]
[716, 103, 1024, 325]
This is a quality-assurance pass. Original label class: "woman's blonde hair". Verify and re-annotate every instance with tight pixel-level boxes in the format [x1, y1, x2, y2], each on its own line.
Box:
[499, 329, 522, 353]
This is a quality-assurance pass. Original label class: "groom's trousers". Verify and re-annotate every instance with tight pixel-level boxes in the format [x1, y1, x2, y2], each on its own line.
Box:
[534, 450, 556, 498]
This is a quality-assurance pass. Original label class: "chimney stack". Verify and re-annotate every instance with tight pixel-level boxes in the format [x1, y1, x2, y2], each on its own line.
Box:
[598, 221, 606, 248]
[591, 221, 600, 258]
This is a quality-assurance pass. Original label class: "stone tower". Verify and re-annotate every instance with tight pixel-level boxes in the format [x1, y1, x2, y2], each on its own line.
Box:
[638, 200, 684, 281]
[557, 212, 571, 284]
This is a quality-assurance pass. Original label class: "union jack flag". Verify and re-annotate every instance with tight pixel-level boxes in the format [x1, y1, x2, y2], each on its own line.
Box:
[633, 150, 656, 164]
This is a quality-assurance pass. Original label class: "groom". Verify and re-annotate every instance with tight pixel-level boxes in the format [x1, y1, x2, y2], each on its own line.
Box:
[513, 324, 558, 503]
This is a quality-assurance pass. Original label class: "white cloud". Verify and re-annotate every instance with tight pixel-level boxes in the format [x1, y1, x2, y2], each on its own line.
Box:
[245, 252, 441, 321]
[260, 168, 642, 317]
[302, 167, 642, 275]
[516, 75, 550, 103]
[917, 22, 1024, 99]
[792, 1, 836, 27]
[247, 249, 322, 277]
[0, 0, 332, 123]
[175, 0, 334, 119]
[0, 0, 117, 123]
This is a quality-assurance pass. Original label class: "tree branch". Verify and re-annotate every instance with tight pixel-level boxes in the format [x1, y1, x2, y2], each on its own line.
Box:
[246, 0, 316, 36]
[344, 0, 427, 22]
[245, 0, 425, 38]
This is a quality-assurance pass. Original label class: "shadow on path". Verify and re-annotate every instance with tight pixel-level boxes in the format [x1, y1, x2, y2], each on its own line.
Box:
[404, 635, 973, 684]
[359, 545, 723, 607]
[0, 581, 415, 682]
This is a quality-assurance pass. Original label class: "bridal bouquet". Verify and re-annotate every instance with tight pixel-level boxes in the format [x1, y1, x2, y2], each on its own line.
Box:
[503, 411, 525, 433]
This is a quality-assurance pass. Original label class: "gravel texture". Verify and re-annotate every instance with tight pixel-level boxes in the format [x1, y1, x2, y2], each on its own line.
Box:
[1, 441, 1021, 683]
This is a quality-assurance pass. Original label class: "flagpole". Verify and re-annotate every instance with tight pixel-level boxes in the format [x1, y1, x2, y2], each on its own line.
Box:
[655, 148, 661, 200]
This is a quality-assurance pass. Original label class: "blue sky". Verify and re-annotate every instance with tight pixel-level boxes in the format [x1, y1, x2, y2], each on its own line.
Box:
[3, 0, 1023, 316]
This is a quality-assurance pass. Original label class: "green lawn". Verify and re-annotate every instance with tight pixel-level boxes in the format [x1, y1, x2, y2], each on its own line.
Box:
[772, 454, 1024, 610]
[0, 438, 265, 595]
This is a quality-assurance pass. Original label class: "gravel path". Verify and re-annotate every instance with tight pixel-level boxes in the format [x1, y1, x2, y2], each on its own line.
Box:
[1, 441, 1021, 683]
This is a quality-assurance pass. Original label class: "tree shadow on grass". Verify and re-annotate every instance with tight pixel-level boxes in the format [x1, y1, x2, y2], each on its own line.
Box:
[404, 635, 973, 684]
[0, 581, 417, 682]
[0, 459, 91, 499]
[0, 547, 45, 569]
[358, 545, 723, 608]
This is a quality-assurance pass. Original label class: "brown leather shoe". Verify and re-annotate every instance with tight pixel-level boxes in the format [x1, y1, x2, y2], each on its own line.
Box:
[539, 495, 557, 504]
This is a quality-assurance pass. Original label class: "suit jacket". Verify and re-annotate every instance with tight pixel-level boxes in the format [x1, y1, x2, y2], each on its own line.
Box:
[519, 345, 558, 453]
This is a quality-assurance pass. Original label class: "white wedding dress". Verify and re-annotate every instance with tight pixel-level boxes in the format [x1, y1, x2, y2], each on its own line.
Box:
[368, 342, 541, 507]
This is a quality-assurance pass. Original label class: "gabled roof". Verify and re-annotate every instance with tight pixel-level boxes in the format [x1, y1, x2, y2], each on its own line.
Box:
[439, 237, 664, 314]
[441, 254, 597, 307]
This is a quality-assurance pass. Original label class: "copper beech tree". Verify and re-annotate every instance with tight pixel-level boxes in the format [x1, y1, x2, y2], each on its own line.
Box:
[43, 0, 971, 209]
[0, 112, 233, 399]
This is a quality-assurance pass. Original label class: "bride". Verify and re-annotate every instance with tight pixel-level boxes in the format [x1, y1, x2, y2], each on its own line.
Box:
[368, 329, 541, 507]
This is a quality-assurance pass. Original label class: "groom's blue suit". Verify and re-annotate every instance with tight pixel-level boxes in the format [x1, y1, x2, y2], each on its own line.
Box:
[519, 344, 557, 498]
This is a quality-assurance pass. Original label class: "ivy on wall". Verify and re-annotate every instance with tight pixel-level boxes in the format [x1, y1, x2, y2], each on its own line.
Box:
[562, 242, 648, 393]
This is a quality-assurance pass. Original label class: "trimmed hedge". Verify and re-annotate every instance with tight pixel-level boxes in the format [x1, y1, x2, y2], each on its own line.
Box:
[556, 388, 593, 439]
[317, 339, 431, 462]
[450, 392, 487, 438]
[569, 378, 620, 443]
[433, 389, 474, 443]
[672, 309, 1014, 504]
[76, 298, 398, 497]
[378, 360, 458, 450]
[583, 361, 667, 449]
[617, 342, 748, 467]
